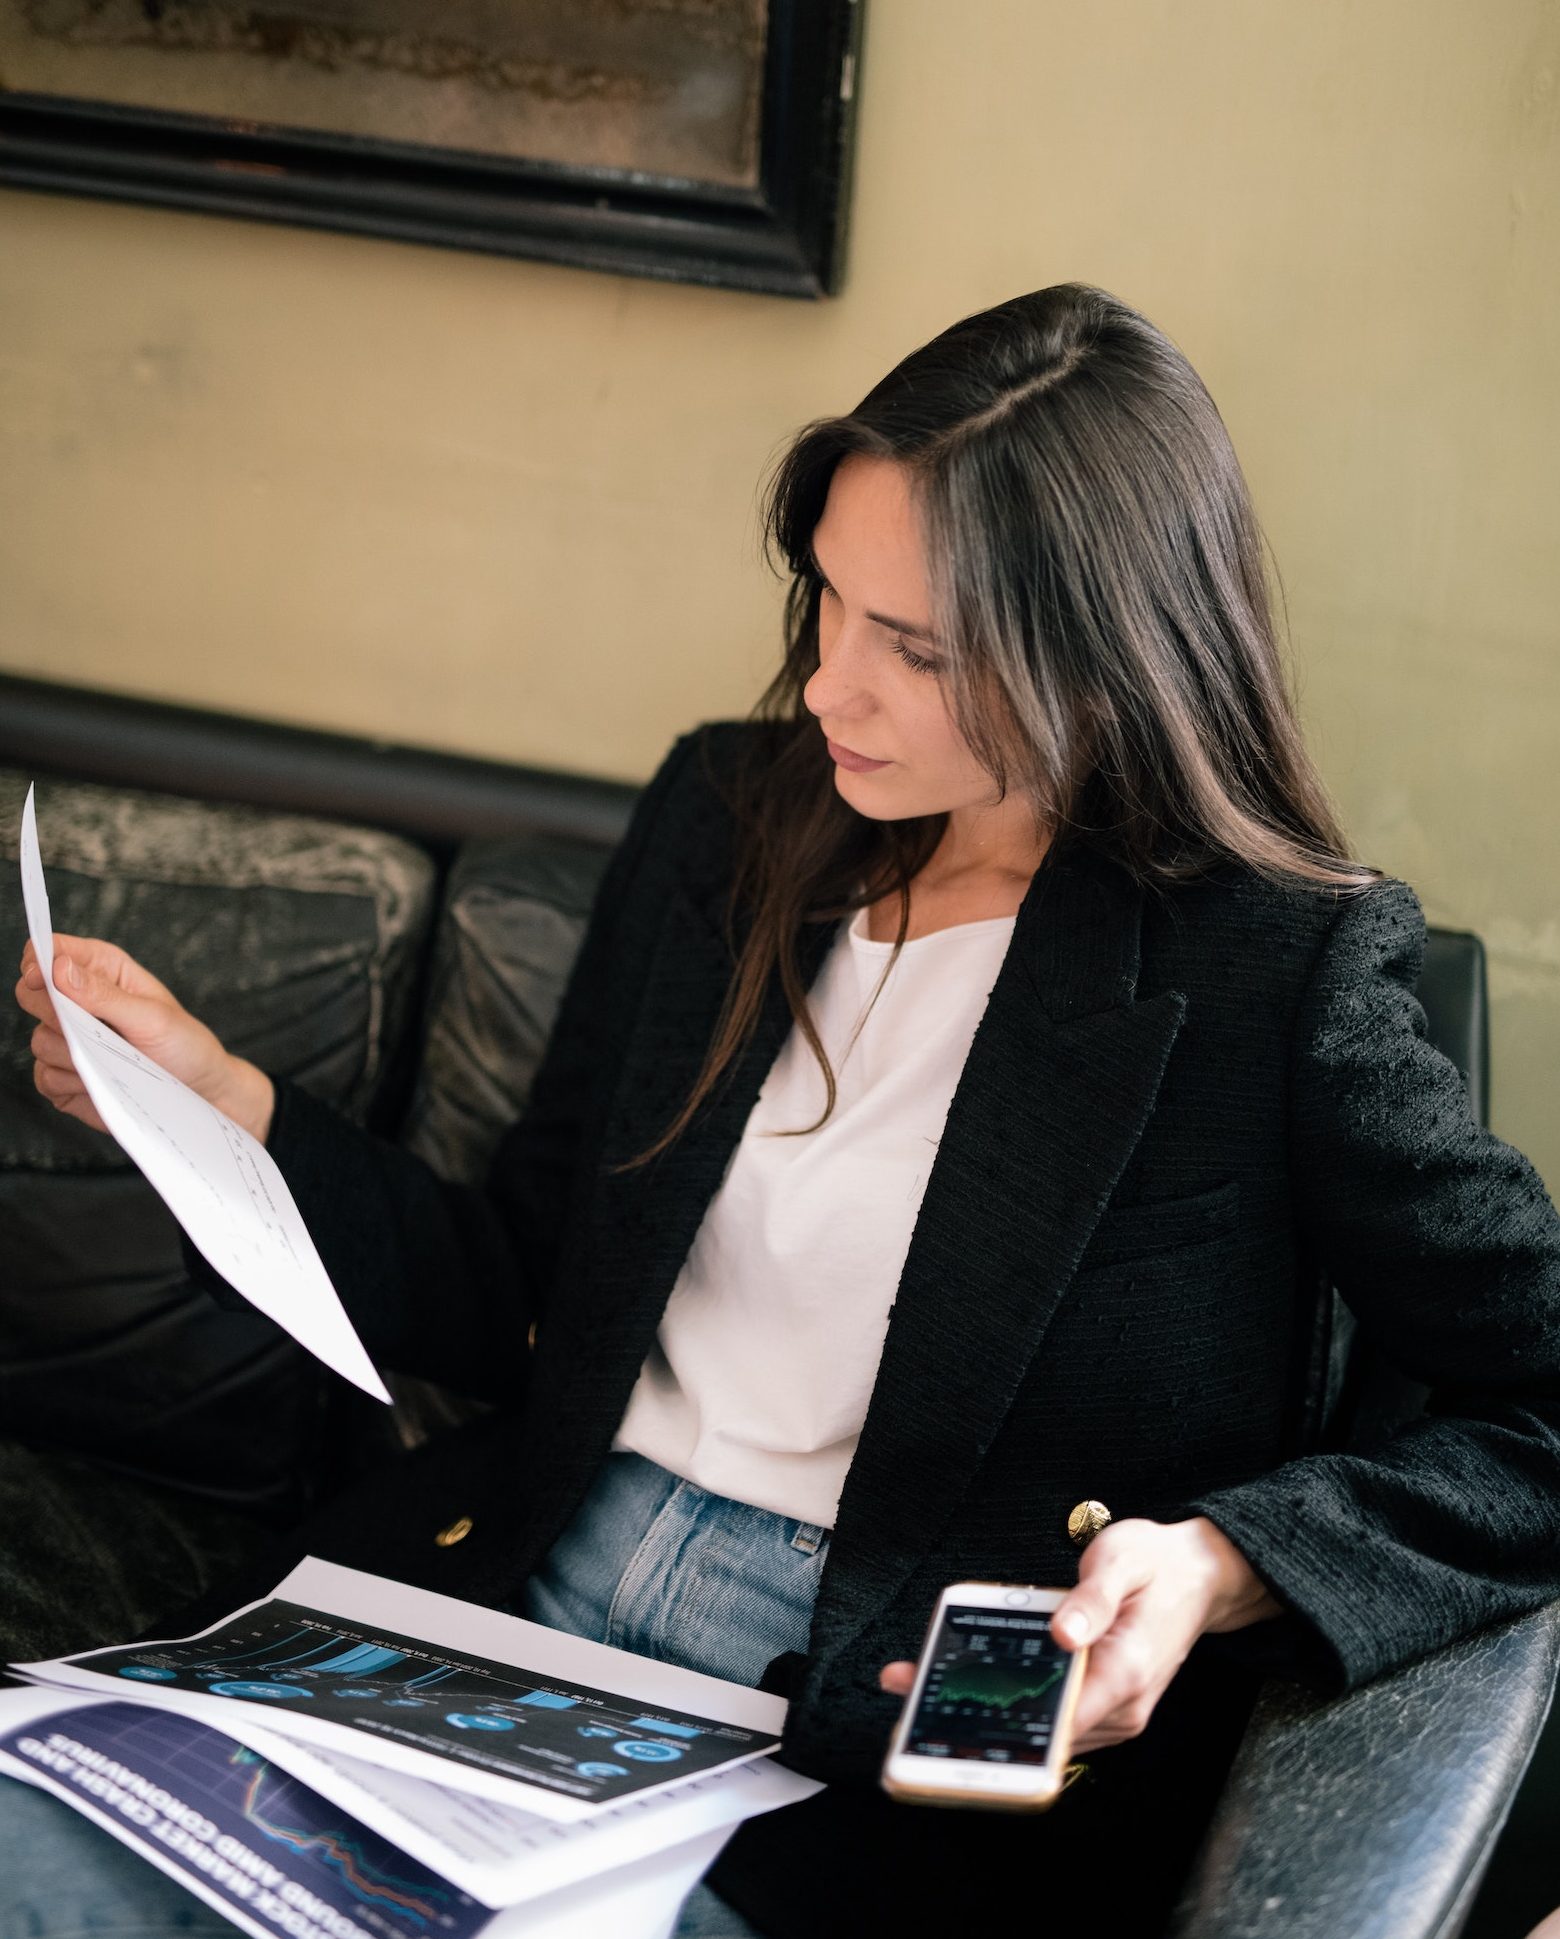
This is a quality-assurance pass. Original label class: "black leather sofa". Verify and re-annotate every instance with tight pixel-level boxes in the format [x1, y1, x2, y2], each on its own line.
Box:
[1, 670, 1555, 1938]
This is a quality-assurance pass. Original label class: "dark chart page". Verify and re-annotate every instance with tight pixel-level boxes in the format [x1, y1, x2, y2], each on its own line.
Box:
[905, 1606, 1068, 1765]
[70, 1600, 776, 1805]
[1, 1702, 493, 1938]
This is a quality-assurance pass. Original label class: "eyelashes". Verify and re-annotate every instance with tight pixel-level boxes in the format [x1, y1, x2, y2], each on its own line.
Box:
[815, 579, 942, 677]
[889, 639, 941, 676]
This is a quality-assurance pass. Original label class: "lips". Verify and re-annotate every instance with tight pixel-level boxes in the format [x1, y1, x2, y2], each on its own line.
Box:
[825, 737, 891, 773]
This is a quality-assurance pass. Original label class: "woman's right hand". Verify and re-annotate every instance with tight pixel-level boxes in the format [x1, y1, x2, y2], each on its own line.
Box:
[15, 934, 276, 1144]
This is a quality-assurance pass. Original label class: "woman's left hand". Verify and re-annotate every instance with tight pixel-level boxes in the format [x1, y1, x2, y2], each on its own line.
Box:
[878, 1516, 1281, 1754]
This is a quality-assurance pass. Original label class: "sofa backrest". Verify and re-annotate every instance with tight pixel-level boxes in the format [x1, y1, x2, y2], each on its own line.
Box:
[2, 704, 1496, 1512]
[0, 672, 637, 856]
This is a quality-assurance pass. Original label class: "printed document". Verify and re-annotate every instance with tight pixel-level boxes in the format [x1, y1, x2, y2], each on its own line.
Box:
[16, 1558, 797, 1821]
[0, 1688, 763, 1939]
[19, 786, 389, 1402]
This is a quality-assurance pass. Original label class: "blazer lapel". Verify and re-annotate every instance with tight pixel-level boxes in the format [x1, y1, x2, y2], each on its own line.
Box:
[811, 848, 1186, 1660]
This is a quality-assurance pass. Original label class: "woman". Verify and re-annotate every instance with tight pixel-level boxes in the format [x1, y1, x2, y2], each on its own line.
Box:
[14, 284, 1560, 1936]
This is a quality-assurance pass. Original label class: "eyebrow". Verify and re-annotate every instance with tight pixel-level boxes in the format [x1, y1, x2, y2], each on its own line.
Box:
[808, 542, 941, 647]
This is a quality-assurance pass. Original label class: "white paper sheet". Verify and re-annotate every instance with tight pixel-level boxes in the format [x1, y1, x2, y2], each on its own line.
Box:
[17, 1558, 793, 1823]
[234, 1727, 820, 1907]
[19, 785, 389, 1402]
[484, 1829, 730, 1939]
[0, 1689, 737, 1939]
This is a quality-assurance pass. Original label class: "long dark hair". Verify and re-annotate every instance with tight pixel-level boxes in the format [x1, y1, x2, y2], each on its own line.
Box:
[633, 283, 1378, 1163]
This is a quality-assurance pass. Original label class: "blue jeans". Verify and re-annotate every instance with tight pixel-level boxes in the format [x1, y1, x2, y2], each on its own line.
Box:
[0, 1452, 830, 1939]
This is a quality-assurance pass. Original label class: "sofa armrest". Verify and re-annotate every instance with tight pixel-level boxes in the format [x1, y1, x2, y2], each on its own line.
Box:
[1172, 1601, 1560, 1939]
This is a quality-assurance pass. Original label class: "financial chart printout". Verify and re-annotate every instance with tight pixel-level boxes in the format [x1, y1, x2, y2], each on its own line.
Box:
[0, 1700, 493, 1939]
[47, 1599, 777, 1808]
[904, 1606, 1069, 1765]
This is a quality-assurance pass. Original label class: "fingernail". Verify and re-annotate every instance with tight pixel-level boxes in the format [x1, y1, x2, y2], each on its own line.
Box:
[1060, 1612, 1091, 1645]
[63, 957, 81, 990]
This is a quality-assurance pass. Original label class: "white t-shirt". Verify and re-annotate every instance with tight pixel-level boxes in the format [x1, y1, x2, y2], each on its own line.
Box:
[612, 905, 1017, 1529]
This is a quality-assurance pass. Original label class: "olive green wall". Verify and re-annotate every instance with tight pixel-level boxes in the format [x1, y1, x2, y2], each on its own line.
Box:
[2, 0, 1556, 1186]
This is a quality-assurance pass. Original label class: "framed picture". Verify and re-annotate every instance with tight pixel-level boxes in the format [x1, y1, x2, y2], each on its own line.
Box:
[0, 0, 861, 298]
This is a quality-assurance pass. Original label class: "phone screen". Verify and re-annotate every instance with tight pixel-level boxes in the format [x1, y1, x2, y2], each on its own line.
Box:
[903, 1603, 1070, 1766]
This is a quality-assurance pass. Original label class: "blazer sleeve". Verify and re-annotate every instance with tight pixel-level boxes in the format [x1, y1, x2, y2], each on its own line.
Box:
[201, 730, 701, 1402]
[1184, 876, 1560, 1690]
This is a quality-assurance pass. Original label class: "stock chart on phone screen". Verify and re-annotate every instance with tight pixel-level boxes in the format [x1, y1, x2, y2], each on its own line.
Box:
[905, 1606, 1068, 1764]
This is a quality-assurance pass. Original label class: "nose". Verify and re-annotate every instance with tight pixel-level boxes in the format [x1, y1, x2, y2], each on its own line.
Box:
[804, 616, 875, 724]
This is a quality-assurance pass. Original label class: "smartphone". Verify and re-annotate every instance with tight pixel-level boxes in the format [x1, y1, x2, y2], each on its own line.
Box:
[881, 1581, 1087, 1810]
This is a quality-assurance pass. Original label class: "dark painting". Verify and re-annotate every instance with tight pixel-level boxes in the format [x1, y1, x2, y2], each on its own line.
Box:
[0, 0, 860, 295]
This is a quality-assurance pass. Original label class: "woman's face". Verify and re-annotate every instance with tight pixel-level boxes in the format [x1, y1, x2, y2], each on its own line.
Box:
[804, 455, 1000, 823]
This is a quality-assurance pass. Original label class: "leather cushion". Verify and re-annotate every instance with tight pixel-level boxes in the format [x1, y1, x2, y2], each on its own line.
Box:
[388, 833, 607, 1441]
[400, 833, 609, 1187]
[0, 771, 436, 1509]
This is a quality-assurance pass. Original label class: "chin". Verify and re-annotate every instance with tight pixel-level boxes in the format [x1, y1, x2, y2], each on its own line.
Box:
[832, 766, 928, 822]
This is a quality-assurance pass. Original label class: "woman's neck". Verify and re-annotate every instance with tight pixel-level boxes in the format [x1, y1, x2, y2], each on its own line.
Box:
[865, 794, 1051, 942]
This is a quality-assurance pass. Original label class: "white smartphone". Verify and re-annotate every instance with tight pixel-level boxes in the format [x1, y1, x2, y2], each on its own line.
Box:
[881, 1580, 1088, 1810]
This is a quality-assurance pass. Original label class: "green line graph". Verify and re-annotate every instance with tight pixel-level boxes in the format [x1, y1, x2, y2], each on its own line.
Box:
[931, 1658, 1065, 1711]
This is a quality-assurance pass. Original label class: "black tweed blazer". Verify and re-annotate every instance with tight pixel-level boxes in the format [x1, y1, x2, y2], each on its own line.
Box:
[252, 722, 1560, 1933]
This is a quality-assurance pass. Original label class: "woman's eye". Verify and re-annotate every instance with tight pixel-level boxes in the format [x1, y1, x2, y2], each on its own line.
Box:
[890, 637, 941, 677]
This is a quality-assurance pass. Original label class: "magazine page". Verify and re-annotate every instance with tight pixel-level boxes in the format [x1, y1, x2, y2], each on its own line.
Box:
[0, 1690, 498, 1939]
[16, 1558, 789, 1822]
[0, 1690, 730, 1939]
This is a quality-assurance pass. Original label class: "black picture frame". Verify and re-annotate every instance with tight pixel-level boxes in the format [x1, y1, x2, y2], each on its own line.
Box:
[0, 0, 861, 299]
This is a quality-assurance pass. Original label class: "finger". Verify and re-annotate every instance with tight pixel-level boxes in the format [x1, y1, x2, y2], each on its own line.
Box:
[1073, 1699, 1158, 1753]
[31, 1059, 108, 1134]
[1072, 1651, 1169, 1751]
[51, 935, 175, 1005]
[33, 1058, 87, 1108]
[31, 1022, 75, 1070]
[1069, 1629, 1159, 1743]
[879, 1662, 916, 1697]
[1071, 1579, 1204, 1751]
[1053, 1537, 1149, 1651]
[15, 973, 60, 1029]
[32, 1051, 99, 1113]
[53, 948, 175, 1043]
